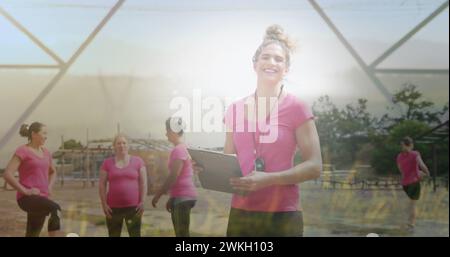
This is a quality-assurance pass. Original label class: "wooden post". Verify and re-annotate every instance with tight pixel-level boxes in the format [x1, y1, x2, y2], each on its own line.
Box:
[82, 150, 86, 188]
[432, 144, 437, 192]
[60, 135, 65, 187]
[91, 154, 96, 187]
[86, 128, 91, 187]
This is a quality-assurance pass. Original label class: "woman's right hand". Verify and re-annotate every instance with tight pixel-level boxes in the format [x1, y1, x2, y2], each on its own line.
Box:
[102, 204, 113, 219]
[165, 199, 173, 213]
[24, 188, 40, 196]
[192, 160, 204, 175]
[419, 170, 429, 180]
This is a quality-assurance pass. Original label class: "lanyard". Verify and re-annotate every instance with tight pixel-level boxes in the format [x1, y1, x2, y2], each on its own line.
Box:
[252, 85, 284, 158]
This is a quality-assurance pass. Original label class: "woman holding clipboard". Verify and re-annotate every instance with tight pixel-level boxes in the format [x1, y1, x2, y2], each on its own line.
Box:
[223, 25, 322, 237]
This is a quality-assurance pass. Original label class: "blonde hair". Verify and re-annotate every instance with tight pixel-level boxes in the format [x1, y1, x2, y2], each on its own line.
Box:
[252, 24, 296, 68]
[112, 133, 129, 146]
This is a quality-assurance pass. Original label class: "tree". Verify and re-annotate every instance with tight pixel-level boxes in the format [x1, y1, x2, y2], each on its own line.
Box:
[313, 96, 375, 168]
[338, 99, 377, 165]
[380, 83, 446, 129]
[371, 83, 448, 175]
[312, 95, 341, 166]
[313, 84, 447, 175]
[61, 139, 84, 150]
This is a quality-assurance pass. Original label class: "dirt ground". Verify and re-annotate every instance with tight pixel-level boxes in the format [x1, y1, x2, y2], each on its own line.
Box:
[0, 178, 448, 237]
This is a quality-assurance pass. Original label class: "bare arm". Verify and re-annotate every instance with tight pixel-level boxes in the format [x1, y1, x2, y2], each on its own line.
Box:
[98, 169, 109, 208]
[397, 163, 403, 174]
[48, 163, 57, 195]
[3, 155, 31, 195]
[152, 160, 183, 207]
[139, 166, 148, 204]
[272, 119, 322, 185]
[98, 169, 112, 218]
[417, 155, 430, 176]
[157, 160, 182, 195]
[224, 132, 236, 154]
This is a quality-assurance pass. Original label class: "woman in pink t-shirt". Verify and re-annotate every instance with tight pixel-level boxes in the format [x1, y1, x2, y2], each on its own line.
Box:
[396, 136, 430, 229]
[99, 134, 147, 237]
[3, 122, 61, 237]
[152, 117, 197, 237]
[223, 25, 322, 236]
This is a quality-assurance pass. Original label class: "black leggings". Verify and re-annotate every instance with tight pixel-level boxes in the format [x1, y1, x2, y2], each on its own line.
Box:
[170, 199, 196, 237]
[227, 208, 303, 237]
[106, 207, 142, 237]
[403, 181, 421, 200]
[17, 195, 61, 237]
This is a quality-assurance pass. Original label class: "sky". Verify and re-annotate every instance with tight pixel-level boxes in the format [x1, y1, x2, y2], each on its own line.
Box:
[0, 0, 449, 166]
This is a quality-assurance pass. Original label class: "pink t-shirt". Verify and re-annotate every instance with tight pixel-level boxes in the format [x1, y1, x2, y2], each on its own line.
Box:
[224, 93, 314, 212]
[168, 144, 197, 198]
[101, 156, 145, 208]
[396, 151, 421, 186]
[15, 145, 52, 200]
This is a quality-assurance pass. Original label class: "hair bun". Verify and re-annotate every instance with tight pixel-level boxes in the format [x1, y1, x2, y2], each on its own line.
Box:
[265, 25, 285, 41]
[175, 117, 186, 131]
[169, 117, 186, 133]
[19, 124, 29, 138]
[264, 24, 296, 52]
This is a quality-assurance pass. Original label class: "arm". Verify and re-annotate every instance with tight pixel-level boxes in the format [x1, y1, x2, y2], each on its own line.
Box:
[152, 160, 183, 207]
[224, 132, 236, 154]
[272, 120, 322, 185]
[397, 163, 403, 174]
[136, 166, 148, 215]
[139, 166, 148, 203]
[230, 120, 322, 191]
[3, 155, 36, 196]
[48, 163, 57, 196]
[98, 169, 112, 218]
[417, 155, 430, 176]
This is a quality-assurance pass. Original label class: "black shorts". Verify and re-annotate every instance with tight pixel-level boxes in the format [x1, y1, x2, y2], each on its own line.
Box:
[17, 195, 61, 237]
[226, 208, 303, 237]
[403, 181, 421, 200]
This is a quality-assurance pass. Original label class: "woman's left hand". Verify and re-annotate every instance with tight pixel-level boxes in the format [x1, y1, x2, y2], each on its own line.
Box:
[136, 202, 145, 217]
[230, 171, 274, 192]
[419, 170, 429, 180]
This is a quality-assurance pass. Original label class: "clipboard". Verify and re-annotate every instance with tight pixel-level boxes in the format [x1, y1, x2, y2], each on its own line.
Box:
[187, 148, 242, 194]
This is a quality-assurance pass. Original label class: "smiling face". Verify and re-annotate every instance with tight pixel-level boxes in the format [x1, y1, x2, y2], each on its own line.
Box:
[113, 136, 129, 156]
[253, 43, 289, 84]
[31, 126, 47, 146]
